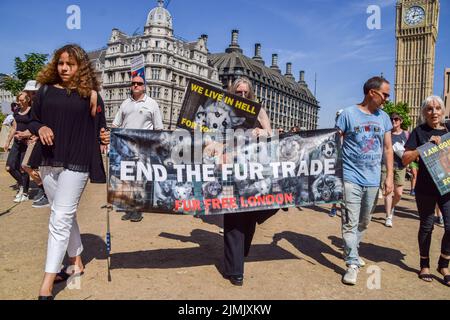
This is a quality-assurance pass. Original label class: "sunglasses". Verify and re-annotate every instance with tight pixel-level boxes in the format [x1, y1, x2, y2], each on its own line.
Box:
[373, 90, 390, 100]
[131, 82, 144, 86]
[391, 118, 401, 122]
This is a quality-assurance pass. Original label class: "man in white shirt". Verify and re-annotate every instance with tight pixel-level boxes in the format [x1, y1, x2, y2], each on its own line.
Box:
[113, 75, 164, 222]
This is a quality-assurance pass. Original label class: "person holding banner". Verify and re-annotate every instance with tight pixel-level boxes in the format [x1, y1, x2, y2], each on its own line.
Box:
[112, 75, 164, 222]
[402, 95, 450, 287]
[28, 44, 108, 300]
[336, 76, 394, 285]
[223, 77, 277, 286]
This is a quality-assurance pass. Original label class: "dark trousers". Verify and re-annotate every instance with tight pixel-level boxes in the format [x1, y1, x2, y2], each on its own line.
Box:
[416, 192, 450, 257]
[6, 141, 30, 193]
[223, 209, 278, 276]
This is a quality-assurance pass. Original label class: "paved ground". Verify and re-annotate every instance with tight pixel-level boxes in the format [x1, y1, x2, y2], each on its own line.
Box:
[0, 159, 448, 300]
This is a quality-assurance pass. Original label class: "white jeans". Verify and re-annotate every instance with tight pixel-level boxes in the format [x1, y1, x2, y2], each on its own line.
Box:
[40, 167, 89, 273]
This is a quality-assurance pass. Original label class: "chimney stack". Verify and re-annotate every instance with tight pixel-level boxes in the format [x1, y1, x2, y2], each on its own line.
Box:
[271, 54, 278, 67]
[226, 29, 243, 54]
[270, 54, 281, 73]
[231, 29, 239, 46]
[252, 43, 265, 65]
[285, 62, 295, 81]
[286, 63, 293, 75]
[299, 70, 306, 84]
[255, 43, 262, 57]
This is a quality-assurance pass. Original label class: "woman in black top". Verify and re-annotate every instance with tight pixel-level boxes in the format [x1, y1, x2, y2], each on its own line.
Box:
[223, 77, 278, 286]
[403, 95, 450, 287]
[4, 92, 32, 202]
[29, 44, 108, 299]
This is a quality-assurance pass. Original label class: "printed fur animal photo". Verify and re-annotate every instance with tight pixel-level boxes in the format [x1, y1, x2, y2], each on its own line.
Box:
[194, 100, 246, 132]
[202, 181, 223, 199]
[311, 174, 343, 202]
[153, 179, 177, 211]
[236, 140, 271, 166]
[276, 176, 311, 205]
[234, 177, 273, 198]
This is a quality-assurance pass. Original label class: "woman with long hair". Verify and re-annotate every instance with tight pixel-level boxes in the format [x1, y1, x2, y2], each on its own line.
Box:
[4, 92, 32, 203]
[403, 95, 450, 287]
[223, 77, 277, 286]
[29, 44, 108, 299]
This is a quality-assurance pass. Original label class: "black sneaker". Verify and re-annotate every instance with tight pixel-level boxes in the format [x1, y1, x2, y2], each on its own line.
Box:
[33, 188, 46, 203]
[130, 212, 143, 222]
[32, 195, 50, 208]
[121, 212, 133, 221]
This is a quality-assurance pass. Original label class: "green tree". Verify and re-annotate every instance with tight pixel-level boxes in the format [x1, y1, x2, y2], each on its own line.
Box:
[0, 53, 48, 96]
[0, 111, 5, 125]
[383, 101, 411, 130]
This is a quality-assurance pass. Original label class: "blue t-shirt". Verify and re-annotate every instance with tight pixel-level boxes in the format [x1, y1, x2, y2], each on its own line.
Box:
[336, 105, 392, 187]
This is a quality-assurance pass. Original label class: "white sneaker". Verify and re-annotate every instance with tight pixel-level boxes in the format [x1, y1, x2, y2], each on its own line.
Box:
[358, 257, 366, 267]
[14, 186, 24, 200]
[14, 194, 29, 203]
[343, 265, 359, 285]
[385, 217, 393, 228]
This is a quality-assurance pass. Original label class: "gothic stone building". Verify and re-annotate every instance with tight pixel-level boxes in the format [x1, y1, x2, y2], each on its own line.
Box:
[91, 1, 320, 131]
[209, 30, 320, 131]
[99, 0, 220, 128]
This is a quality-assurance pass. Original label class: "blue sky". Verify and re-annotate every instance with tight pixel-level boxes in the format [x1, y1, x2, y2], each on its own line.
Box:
[0, 0, 448, 128]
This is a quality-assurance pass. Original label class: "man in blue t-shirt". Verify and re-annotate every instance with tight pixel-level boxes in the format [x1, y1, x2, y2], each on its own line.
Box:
[335, 76, 394, 285]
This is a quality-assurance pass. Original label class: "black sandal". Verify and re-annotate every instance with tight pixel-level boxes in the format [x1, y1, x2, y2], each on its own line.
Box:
[38, 296, 54, 300]
[54, 266, 84, 284]
[437, 256, 450, 287]
[418, 257, 433, 282]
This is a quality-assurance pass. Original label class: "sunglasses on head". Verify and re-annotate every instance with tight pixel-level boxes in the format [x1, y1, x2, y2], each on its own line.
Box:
[131, 82, 144, 86]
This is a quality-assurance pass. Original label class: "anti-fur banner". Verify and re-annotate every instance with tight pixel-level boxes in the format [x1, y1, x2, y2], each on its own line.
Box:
[108, 128, 344, 215]
[176, 79, 261, 133]
[417, 132, 450, 196]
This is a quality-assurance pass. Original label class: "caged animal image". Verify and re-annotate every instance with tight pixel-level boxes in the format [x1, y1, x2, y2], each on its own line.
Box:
[234, 177, 273, 198]
[311, 174, 343, 203]
[276, 176, 311, 205]
[153, 179, 177, 211]
[194, 99, 246, 132]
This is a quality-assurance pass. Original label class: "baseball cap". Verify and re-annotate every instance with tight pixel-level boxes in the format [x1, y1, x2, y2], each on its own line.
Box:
[24, 80, 40, 92]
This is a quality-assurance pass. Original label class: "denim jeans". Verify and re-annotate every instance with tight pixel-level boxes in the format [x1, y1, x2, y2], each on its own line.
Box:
[341, 182, 379, 267]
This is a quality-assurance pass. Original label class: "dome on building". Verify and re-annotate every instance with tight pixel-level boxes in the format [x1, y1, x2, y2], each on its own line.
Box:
[146, 0, 172, 29]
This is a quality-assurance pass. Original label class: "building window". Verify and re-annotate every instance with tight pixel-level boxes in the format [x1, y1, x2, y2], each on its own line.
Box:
[150, 86, 161, 99]
[151, 68, 161, 80]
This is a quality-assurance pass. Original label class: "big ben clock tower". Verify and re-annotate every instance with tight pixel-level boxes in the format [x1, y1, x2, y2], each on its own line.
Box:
[394, 0, 440, 128]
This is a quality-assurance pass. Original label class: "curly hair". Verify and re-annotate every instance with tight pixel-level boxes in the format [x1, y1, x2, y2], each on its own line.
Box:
[36, 44, 100, 98]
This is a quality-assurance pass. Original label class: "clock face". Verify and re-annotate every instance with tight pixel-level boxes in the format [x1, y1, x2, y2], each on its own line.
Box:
[404, 6, 425, 26]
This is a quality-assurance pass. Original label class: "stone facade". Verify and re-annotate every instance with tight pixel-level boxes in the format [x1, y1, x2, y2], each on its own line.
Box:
[209, 30, 320, 131]
[99, 0, 220, 128]
[90, 1, 320, 131]
[394, 0, 440, 128]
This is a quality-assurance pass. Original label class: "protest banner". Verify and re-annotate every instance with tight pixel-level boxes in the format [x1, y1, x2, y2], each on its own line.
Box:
[130, 55, 145, 81]
[176, 79, 261, 133]
[107, 128, 344, 215]
[417, 132, 450, 196]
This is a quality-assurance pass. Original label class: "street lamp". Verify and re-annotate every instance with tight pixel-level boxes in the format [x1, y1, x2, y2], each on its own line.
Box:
[169, 75, 176, 130]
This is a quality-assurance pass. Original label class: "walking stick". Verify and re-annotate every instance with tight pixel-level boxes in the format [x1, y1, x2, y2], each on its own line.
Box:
[102, 147, 112, 282]
[101, 203, 112, 282]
